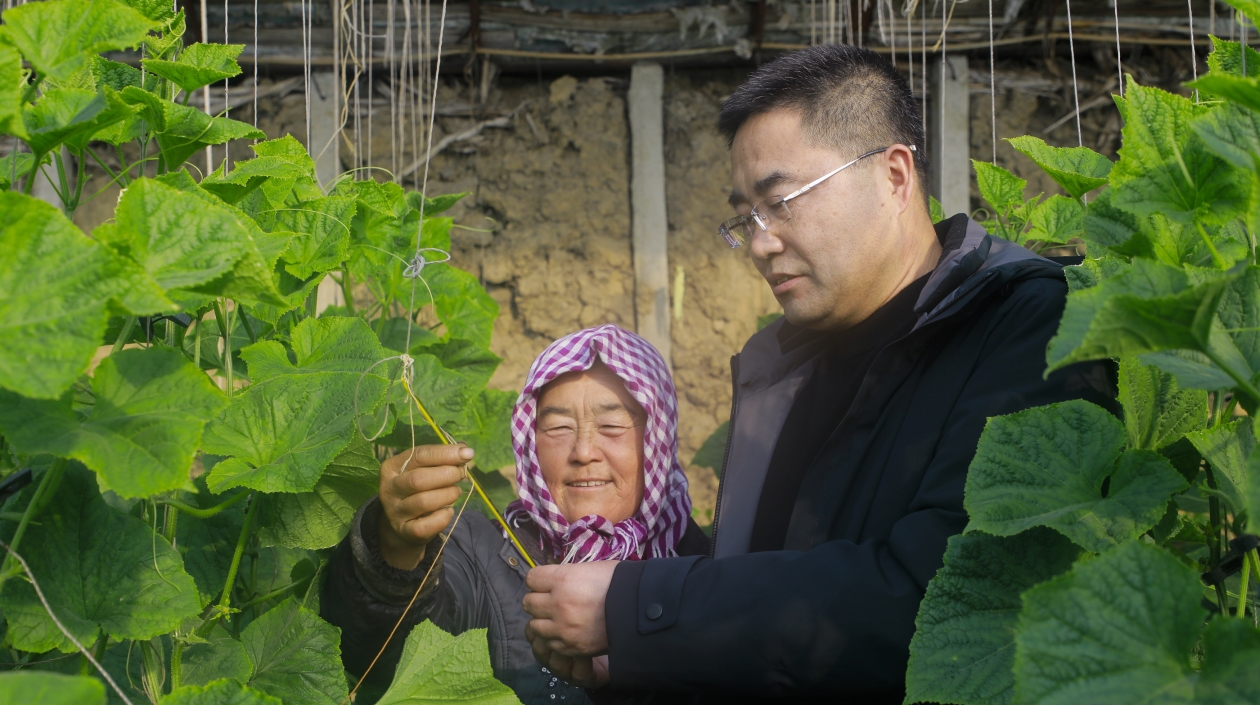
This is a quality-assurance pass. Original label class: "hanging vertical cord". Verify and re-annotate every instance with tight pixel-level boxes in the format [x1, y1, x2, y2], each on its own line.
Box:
[1189, 0, 1199, 102]
[988, 0, 996, 163]
[939, 0, 946, 166]
[367, 0, 375, 175]
[921, 0, 927, 151]
[301, 0, 310, 149]
[1113, 0, 1124, 96]
[1242, 8, 1249, 77]
[252, 0, 258, 128]
[201, 0, 212, 174]
[387, 0, 397, 179]
[811, 0, 816, 45]
[1065, 0, 1083, 147]
[906, 3, 913, 111]
[223, 0, 230, 171]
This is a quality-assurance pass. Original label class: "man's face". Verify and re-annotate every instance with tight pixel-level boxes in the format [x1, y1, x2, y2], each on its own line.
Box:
[728, 110, 908, 331]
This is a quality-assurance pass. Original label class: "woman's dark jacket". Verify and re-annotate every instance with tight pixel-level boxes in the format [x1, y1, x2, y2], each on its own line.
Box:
[321, 497, 710, 705]
[600, 215, 1118, 703]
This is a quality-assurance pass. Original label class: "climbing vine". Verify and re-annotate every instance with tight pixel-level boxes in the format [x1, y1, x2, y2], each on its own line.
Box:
[0, 0, 519, 702]
[904, 9, 1260, 703]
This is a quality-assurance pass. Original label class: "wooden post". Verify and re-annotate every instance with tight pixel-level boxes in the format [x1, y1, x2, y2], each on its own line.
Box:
[311, 71, 346, 314]
[930, 55, 970, 219]
[628, 62, 671, 368]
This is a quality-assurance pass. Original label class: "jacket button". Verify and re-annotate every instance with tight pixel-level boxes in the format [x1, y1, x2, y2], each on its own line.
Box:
[508, 557, 519, 567]
[646, 603, 663, 620]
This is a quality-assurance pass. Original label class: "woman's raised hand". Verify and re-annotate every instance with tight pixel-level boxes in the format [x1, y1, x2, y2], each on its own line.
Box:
[376, 444, 473, 570]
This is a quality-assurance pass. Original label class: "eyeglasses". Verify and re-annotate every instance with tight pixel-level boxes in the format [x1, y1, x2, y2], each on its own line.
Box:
[717, 145, 912, 248]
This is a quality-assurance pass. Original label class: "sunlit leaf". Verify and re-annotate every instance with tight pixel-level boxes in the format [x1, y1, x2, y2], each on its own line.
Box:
[1117, 357, 1207, 451]
[257, 434, 378, 549]
[143, 42, 244, 94]
[21, 86, 133, 155]
[0, 672, 106, 705]
[241, 599, 348, 705]
[1024, 195, 1084, 246]
[376, 621, 521, 705]
[0, 0, 156, 81]
[165, 679, 280, 705]
[1007, 136, 1112, 200]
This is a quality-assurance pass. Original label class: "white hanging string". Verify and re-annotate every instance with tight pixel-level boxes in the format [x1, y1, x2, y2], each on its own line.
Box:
[811, 0, 817, 44]
[1189, 0, 1199, 102]
[1113, 0, 1124, 96]
[223, 0, 230, 171]
[302, 0, 310, 148]
[1065, 0, 1083, 147]
[201, 0, 212, 174]
[253, 0, 258, 127]
[988, 0, 996, 162]
[921, 0, 926, 152]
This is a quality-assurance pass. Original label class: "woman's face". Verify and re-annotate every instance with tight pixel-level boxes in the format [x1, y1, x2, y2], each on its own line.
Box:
[534, 360, 646, 524]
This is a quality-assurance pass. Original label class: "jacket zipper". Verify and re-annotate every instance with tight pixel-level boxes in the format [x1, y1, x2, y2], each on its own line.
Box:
[707, 354, 740, 558]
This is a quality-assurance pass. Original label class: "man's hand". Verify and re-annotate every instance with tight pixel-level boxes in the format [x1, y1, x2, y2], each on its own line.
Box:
[377, 444, 471, 570]
[522, 561, 618, 687]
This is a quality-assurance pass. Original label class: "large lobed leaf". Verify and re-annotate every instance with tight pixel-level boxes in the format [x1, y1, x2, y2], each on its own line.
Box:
[1007, 135, 1112, 200]
[1, 0, 156, 81]
[1013, 541, 1260, 705]
[256, 434, 378, 549]
[0, 43, 26, 139]
[904, 529, 1084, 705]
[1109, 78, 1250, 227]
[1117, 357, 1207, 451]
[240, 599, 348, 705]
[0, 347, 227, 498]
[120, 86, 264, 168]
[21, 86, 134, 155]
[143, 42, 244, 93]
[0, 465, 201, 652]
[1186, 419, 1256, 529]
[377, 621, 522, 705]
[202, 317, 390, 494]
[963, 400, 1188, 553]
[0, 192, 169, 400]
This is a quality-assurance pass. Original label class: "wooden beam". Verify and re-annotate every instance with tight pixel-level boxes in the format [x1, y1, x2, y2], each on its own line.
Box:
[628, 62, 671, 368]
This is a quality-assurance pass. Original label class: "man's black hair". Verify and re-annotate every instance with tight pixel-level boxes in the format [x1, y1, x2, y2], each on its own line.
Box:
[717, 44, 930, 205]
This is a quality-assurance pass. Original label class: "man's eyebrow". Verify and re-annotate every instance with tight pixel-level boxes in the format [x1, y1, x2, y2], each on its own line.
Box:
[728, 171, 795, 208]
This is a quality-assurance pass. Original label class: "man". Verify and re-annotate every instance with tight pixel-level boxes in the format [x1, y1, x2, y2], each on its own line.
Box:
[521, 45, 1115, 701]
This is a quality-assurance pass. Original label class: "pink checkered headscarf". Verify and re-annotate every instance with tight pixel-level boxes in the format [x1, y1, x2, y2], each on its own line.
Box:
[504, 324, 692, 563]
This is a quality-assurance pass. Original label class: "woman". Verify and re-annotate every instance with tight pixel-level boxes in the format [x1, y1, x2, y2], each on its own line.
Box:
[323, 324, 709, 704]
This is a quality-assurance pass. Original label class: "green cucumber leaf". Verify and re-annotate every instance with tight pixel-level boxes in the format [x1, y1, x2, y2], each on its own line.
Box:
[1081, 188, 1148, 260]
[0, 152, 41, 192]
[1186, 419, 1255, 524]
[142, 42, 244, 93]
[201, 156, 313, 205]
[0, 43, 27, 139]
[412, 338, 503, 388]
[1013, 541, 1204, 705]
[1024, 194, 1085, 246]
[447, 388, 517, 473]
[202, 371, 387, 494]
[94, 178, 285, 308]
[0, 192, 170, 400]
[1192, 101, 1260, 172]
[1189, 73, 1260, 114]
[21, 86, 133, 154]
[0, 672, 106, 705]
[1110, 78, 1250, 226]
[250, 134, 316, 174]
[0, 465, 200, 652]
[1045, 259, 1233, 373]
[269, 196, 357, 279]
[1206, 35, 1260, 78]
[203, 317, 390, 494]
[165, 679, 281, 705]
[963, 400, 1188, 552]
[428, 265, 499, 348]
[691, 420, 729, 474]
[241, 599, 348, 705]
[257, 434, 378, 549]
[182, 629, 256, 688]
[0, 347, 227, 498]
[1007, 135, 1112, 200]
[1140, 349, 1238, 391]
[390, 351, 479, 430]
[973, 160, 1027, 212]
[1195, 618, 1260, 704]
[376, 621, 521, 705]
[904, 529, 1084, 705]
[119, 86, 264, 169]
[416, 190, 469, 217]
[1118, 357, 1207, 451]
[0, 0, 156, 81]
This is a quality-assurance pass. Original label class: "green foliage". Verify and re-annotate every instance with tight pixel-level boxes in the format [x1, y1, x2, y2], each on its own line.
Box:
[692, 420, 729, 477]
[909, 37, 1260, 704]
[0, 465, 200, 652]
[963, 400, 1187, 553]
[905, 529, 1084, 705]
[0, 671, 107, 705]
[0, 347, 227, 497]
[143, 42, 244, 93]
[376, 621, 522, 705]
[0, 6, 518, 700]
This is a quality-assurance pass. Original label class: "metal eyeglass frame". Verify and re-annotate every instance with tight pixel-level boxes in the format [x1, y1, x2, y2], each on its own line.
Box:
[718, 144, 916, 248]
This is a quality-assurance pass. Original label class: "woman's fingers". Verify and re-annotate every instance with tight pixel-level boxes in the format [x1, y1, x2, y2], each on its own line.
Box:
[399, 506, 455, 541]
[394, 484, 463, 517]
[381, 444, 473, 479]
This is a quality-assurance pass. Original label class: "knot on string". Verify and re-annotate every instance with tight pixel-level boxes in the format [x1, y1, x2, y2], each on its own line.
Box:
[403, 248, 451, 279]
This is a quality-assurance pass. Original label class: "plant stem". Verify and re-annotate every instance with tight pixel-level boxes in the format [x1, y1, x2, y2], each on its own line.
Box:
[340, 265, 356, 315]
[112, 317, 138, 354]
[20, 74, 43, 104]
[213, 300, 234, 397]
[162, 503, 178, 545]
[22, 153, 42, 195]
[155, 490, 248, 518]
[1204, 463, 1230, 612]
[193, 311, 203, 367]
[171, 641, 183, 691]
[237, 579, 301, 611]
[217, 494, 258, 611]
[1239, 547, 1253, 618]
[0, 459, 67, 592]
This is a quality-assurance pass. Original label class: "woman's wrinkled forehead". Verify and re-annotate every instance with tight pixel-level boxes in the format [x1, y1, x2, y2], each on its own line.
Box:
[534, 359, 647, 422]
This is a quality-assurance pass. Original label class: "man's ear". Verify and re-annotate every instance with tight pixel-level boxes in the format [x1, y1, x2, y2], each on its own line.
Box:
[884, 144, 918, 214]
